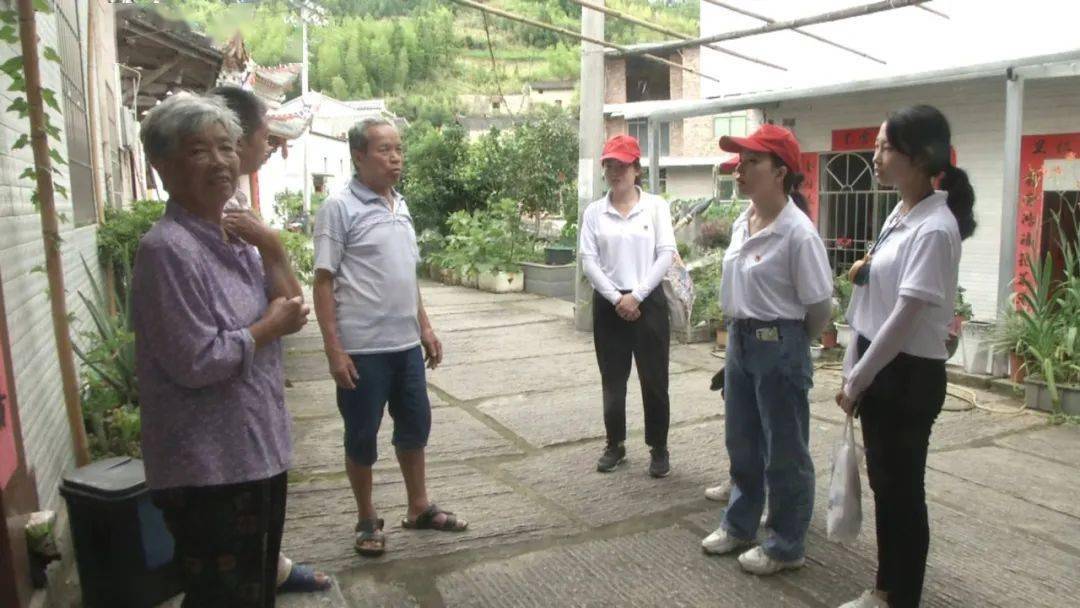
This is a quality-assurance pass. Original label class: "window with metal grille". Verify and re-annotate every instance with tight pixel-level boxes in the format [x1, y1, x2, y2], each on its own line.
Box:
[627, 119, 670, 157]
[56, 0, 97, 226]
[818, 152, 899, 272]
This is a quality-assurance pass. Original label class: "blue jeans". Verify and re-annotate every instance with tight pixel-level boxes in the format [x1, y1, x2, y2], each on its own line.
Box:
[721, 319, 815, 561]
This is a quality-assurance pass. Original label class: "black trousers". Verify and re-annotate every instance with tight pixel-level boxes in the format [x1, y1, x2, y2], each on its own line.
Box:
[856, 335, 945, 608]
[593, 289, 670, 448]
[152, 472, 288, 608]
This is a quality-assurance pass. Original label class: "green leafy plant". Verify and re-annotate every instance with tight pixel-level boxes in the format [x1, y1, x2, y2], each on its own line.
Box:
[1, 3, 71, 228]
[71, 256, 140, 459]
[689, 257, 723, 327]
[1012, 213, 1080, 413]
[954, 286, 973, 320]
[832, 273, 853, 326]
[273, 189, 307, 230]
[434, 198, 540, 278]
[279, 230, 314, 284]
[97, 199, 165, 281]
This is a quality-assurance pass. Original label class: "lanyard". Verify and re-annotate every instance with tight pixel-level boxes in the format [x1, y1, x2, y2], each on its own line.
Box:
[868, 211, 904, 256]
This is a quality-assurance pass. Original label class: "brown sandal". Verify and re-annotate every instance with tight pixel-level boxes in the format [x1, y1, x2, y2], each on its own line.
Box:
[354, 518, 385, 557]
[401, 503, 468, 532]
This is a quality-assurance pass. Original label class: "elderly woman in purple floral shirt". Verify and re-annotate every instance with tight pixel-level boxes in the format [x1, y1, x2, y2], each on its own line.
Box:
[131, 93, 309, 608]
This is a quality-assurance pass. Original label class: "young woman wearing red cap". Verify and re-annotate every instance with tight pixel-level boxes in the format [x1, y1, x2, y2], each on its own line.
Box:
[579, 134, 677, 478]
[700, 124, 833, 577]
[835, 105, 974, 608]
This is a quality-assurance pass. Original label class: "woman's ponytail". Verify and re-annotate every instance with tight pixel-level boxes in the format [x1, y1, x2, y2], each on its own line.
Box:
[886, 105, 977, 240]
[941, 164, 976, 240]
[787, 172, 810, 217]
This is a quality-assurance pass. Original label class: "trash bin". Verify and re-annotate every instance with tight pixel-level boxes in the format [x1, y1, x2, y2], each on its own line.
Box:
[60, 457, 181, 608]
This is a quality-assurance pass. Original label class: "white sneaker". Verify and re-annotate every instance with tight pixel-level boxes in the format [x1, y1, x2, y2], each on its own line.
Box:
[701, 527, 750, 555]
[704, 481, 732, 502]
[838, 590, 889, 608]
[737, 546, 805, 575]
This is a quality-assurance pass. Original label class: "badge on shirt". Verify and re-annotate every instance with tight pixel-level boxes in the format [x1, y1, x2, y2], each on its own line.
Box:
[755, 327, 780, 342]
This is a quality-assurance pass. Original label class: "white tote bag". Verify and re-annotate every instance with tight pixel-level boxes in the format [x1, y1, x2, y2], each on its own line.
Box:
[827, 415, 863, 543]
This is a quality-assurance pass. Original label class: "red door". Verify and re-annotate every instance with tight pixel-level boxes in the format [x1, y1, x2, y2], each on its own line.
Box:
[0, 300, 16, 489]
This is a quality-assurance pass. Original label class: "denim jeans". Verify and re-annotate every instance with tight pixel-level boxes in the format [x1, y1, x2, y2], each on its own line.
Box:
[721, 318, 815, 562]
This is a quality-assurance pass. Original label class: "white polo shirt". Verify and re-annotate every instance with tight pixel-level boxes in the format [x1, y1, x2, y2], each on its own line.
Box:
[845, 190, 961, 360]
[720, 199, 833, 321]
[579, 188, 677, 304]
[313, 178, 422, 355]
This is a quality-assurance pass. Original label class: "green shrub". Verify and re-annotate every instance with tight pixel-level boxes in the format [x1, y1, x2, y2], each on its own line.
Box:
[72, 256, 140, 459]
[97, 199, 165, 280]
[431, 198, 540, 276]
[279, 230, 314, 284]
[690, 257, 723, 327]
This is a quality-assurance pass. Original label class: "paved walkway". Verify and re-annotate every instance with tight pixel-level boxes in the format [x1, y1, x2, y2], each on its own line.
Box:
[275, 280, 1079, 608]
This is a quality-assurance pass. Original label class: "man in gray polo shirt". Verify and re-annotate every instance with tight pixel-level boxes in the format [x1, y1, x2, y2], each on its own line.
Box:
[313, 117, 468, 557]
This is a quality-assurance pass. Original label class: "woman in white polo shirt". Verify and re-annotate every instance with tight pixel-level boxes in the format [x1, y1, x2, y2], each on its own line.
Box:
[835, 106, 974, 608]
[579, 134, 677, 479]
[700, 124, 833, 577]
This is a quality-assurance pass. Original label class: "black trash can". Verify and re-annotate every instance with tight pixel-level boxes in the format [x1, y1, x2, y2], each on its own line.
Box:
[60, 457, 181, 608]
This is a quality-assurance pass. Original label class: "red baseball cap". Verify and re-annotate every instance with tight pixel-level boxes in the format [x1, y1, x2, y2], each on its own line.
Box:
[718, 124, 802, 174]
[601, 134, 642, 164]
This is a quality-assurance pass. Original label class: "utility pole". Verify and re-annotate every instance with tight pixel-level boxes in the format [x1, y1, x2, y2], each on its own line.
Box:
[300, 2, 311, 221]
[574, 0, 605, 331]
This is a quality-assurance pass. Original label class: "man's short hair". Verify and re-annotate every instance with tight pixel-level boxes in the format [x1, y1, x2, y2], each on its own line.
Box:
[210, 85, 267, 137]
[348, 117, 396, 154]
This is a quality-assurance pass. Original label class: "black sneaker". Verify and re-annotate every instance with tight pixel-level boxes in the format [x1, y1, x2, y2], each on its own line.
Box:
[596, 443, 626, 472]
[649, 447, 670, 478]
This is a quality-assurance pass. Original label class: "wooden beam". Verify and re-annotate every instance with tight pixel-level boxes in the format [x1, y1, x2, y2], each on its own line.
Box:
[136, 59, 180, 87]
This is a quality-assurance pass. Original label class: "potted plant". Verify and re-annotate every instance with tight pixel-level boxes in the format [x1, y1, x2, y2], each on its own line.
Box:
[990, 303, 1028, 384]
[821, 318, 839, 350]
[715, 310, 728, 350]
[681, 255, 722, 344]
[947, 286, 973, 358]
[1012, 214, 1080, 415]
[832, 273, 853, 348]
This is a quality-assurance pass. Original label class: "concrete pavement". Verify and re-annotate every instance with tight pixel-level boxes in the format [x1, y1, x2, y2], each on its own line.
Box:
[273, 280, 1078, 608]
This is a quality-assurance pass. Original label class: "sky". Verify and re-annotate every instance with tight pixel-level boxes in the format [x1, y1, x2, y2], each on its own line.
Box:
[698, 0, 1080, 98]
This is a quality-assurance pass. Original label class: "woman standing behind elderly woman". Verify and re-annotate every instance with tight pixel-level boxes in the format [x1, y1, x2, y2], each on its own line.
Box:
[131, 93, 309, 607]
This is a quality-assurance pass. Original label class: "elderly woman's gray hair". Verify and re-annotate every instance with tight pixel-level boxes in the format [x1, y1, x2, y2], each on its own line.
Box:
[141, 93, 243, 161]
[348, 116, 396, 153]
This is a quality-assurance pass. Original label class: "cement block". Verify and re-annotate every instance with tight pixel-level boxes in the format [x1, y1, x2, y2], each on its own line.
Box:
[498, 423, 729, 527]
[281, 465, 582, 571]
[290, 406, 522, 475]
[338, 578, 419, 608]
[435, 308, 557, 333]
[993, 423, 1080, 467]
[928, 446, 1080, 518]
[429, 351, 691, 402]
[438, 320, 592, 369]
[478, 371, 722, 447]
[436, 526, 809, 607]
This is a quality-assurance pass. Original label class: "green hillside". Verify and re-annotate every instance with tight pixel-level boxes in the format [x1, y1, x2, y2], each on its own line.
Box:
[134, 0, 698, 119]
